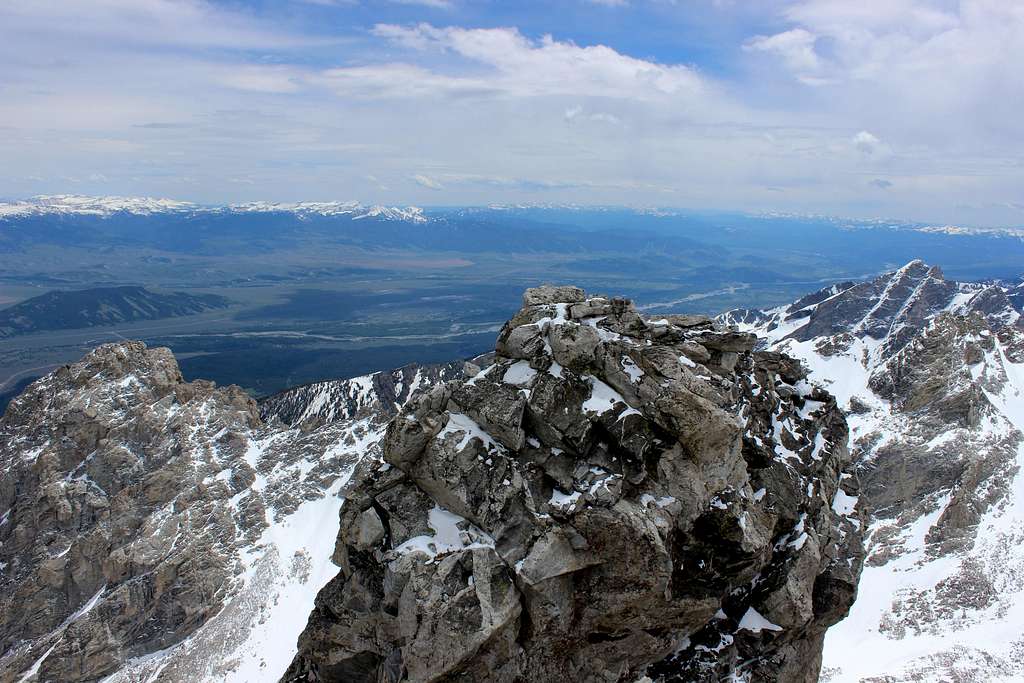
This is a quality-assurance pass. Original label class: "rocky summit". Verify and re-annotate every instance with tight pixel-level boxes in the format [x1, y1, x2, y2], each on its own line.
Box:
[285, 286, 864, 682]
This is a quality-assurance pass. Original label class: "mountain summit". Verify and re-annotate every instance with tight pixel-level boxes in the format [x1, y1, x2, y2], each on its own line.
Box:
[285, 285, 862, 682]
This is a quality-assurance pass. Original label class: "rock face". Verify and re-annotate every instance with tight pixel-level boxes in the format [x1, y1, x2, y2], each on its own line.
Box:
[726, 261, 1024, 682]
[286, 287, 864, 682]
[0, 344, 458, 683]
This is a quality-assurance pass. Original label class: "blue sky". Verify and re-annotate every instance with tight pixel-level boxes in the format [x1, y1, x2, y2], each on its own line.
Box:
[1, 0, 1022, 226]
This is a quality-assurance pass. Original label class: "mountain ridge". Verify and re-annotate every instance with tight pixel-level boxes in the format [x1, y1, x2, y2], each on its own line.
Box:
[721, 260, 1024, 682]
[0, 195, 428, 223]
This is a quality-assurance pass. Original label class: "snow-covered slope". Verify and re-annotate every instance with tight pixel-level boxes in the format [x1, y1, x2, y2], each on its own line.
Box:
[722, 260, 1024, 682]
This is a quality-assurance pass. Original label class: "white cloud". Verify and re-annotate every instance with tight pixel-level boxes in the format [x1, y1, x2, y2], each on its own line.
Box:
[0, 0, 315, 51]
[413, 173, 444, 189]
[852, 131, 883, 155]
[589, 112, 621, 125]
[744, 28, 821, 73]
[563, 106, 621, 125]
[367, 23, 706, 100]
[390, 0, 455, 8]
[218, 65, 304, 93]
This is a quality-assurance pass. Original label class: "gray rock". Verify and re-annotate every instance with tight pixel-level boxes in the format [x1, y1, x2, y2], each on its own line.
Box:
[285, 287, 863, 683]
[522, 285, 586, 306]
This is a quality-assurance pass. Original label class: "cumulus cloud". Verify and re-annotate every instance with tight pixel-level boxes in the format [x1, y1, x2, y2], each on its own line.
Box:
[750, 0, 1024, 131]
[744, 28, 820, 73]
[366, 23, 706, 100]
[413, 174, 444, 189]
[852, 131, 884, 155]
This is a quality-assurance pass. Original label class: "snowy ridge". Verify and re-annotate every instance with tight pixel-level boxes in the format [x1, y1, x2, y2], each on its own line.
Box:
[0, 194, 195, 217]
[917, 224, 1024, 239]
[259, 360, 467, 429]
[722, 261, 1024, 682]
[0, 195, 429, 223]
[229, 201, 428, 223]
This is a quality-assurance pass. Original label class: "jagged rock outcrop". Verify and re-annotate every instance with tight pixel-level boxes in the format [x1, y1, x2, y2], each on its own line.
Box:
[727, 261, 1024, 682]
[783, 261, 957, 357]
[0, 344, 457, 683]
[286, 286, 864, 682]
[0, 343, 261, 681]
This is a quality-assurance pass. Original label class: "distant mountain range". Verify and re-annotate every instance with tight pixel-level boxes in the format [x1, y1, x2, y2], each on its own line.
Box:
[0, 285, 230, 337]
[0, 195, 427, 223]
[2, 195, 1021, 239]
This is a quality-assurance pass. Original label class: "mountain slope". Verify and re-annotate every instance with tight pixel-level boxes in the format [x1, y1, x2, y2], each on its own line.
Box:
[0, 286, 230, 337]
[0, 344, 460, 682]
[722, 260, 1024, 682]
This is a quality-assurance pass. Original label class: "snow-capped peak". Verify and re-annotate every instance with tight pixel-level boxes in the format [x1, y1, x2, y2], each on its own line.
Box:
[214, 200, 427, 222]
[0, 194, 196, 217]
[352, 205, 426, 222]
[228, 200, 362, 215]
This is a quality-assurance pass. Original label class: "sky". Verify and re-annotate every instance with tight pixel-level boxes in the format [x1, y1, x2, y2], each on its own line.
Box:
[0, 0, 1022, 226]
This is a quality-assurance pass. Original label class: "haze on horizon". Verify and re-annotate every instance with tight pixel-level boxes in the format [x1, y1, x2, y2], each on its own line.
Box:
[1, 0, 1022, 227]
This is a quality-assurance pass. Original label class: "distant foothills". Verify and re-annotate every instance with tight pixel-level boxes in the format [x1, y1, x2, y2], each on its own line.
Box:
[0, 286, 230, 338]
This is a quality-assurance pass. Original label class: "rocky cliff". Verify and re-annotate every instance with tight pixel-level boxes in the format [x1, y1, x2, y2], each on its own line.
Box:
[0, 345, 458, 682]
[726, 260, 1024, 681]
[285, 286, 864, 682]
